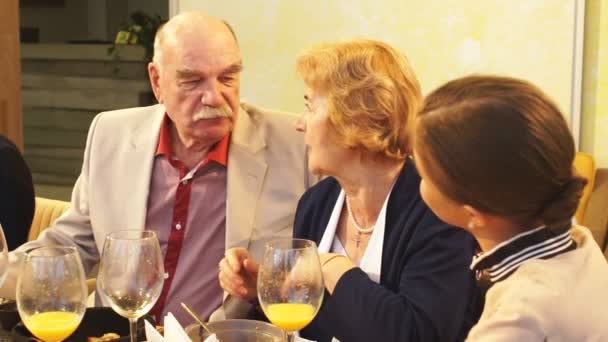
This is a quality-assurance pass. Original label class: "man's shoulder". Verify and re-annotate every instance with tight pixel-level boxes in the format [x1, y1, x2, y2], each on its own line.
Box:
[240, 102, 299, 130]
[238, 102, 305, 155]
[86, 104, 164, 141]
[95, 104, 163, 123]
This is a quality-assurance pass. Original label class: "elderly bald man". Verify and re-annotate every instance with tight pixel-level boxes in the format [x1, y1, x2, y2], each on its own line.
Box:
[0, 11, 312, 324]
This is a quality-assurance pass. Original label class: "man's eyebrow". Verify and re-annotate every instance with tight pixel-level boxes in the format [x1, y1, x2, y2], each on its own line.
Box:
[176, 62, 243, 79]
[176, 69, 198, 78]
[222, 61, 243, 75]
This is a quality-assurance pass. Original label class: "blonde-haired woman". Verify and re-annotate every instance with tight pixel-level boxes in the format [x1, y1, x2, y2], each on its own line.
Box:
[219, 40, 481, 342]
[413, 75, 608, 340]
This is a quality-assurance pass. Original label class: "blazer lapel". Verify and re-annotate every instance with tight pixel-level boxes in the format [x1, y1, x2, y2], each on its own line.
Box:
[125, 105, 165, 230]
[225, 105, 267, 249]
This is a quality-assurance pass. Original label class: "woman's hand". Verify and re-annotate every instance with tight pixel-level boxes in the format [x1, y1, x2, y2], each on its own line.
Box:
[218, 247, 259, 301]
[319, 253, 356, 294]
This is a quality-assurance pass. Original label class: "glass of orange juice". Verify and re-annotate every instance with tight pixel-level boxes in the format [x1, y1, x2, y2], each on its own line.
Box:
[257, 238, 324, 342]
[16, 246, 87, 342]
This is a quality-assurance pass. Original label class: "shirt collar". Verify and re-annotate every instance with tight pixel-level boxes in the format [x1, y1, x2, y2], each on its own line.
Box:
[471, 224, 575, 288]
[155, 114, 229, 167]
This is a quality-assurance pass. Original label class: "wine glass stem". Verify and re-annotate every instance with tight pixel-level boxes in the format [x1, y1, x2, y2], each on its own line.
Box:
[287, 331, 296, 342]
[129, 317, 138, 342]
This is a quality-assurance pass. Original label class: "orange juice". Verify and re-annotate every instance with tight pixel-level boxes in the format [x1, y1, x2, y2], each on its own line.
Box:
[265, 303, 316, 331]
[23, 311, 81, 342]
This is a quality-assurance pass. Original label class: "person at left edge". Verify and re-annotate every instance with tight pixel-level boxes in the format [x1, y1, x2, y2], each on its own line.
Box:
[0, 135, 35, 250]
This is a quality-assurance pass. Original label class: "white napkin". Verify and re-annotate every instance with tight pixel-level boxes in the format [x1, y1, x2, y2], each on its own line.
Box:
[165, 312, 193, 342]
[145, 319, 163, 342]
[203, 333, 219, 342]
[144, 312, 192, 342]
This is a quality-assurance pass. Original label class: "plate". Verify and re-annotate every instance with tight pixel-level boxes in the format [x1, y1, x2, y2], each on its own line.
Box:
[11, 307, 154, 341]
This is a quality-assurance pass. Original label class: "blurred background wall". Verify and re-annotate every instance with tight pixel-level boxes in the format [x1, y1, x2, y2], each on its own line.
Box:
[581, 0, 608, 168]
[178, 0, 607, 167]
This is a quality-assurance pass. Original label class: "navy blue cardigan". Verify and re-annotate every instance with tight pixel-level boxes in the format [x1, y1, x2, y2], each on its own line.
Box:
[294, 161, 481, 342]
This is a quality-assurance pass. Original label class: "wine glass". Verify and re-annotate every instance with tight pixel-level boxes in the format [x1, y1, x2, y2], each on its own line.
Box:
[257, 238, 324, 342]
[97, 230, 164, 342]
[16, 246, 87, 342]
[0, 224, 9, 288]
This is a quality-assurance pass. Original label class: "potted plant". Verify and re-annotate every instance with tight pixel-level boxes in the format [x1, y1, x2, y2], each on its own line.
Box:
[108, 11, 166, 62]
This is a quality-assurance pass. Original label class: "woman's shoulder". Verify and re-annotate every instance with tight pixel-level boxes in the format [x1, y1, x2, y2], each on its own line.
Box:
[299, 176, 341, 205]
[513, 226, 608, 287]
[293, 176, 340, 237]
[389, 160, 467, 236]
[479, 261, 608, 340]
[487, 243, 608, 318]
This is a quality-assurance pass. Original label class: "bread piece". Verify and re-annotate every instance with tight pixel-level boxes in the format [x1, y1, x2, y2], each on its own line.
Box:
[86, 332, 121, 341]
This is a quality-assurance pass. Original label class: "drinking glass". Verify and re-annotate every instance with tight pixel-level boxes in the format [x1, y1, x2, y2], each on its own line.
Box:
[16, 246, 87, 342]
[97, 230, 164, 342]
[257, 238, 324, 342]
[0, 224, 8, 288]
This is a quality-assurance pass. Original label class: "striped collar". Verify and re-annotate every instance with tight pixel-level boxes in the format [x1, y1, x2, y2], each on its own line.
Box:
[470, 224, 576, 289]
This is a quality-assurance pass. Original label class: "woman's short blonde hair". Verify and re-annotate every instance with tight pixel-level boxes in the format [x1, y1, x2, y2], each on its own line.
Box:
[296, 39, 421, 159]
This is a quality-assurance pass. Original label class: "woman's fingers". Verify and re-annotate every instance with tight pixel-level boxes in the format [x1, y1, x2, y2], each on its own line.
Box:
[219, 259, 247, 296]
[243, 258, 259, 276]
[218, 253, 259, 300]
[225, 247, 248, 272]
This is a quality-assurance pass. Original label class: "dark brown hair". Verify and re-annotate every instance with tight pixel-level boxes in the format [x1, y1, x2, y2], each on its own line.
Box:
[415, 75, 586, 229]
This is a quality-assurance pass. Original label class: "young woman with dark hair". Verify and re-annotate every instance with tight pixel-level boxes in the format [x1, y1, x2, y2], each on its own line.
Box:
[413, 75, 608, 341]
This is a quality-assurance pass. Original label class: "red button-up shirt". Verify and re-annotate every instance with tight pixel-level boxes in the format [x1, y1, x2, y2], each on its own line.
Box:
[147, 116, 229, 324]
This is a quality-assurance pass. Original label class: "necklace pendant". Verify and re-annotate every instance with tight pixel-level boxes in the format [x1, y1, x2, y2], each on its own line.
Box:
[354, 232, 361, 248]
[345, 196, 376, 235]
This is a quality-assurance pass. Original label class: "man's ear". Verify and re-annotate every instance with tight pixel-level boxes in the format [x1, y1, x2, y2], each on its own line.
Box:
[148, 62, 162, 104]
[463, 205, 487, 230]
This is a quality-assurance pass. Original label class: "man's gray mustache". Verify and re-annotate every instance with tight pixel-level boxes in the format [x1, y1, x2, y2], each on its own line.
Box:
[193, 106, 232, 121]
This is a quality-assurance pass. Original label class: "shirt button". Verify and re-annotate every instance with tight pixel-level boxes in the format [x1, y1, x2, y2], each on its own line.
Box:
[164, 272, 169, 279]
[181, 179, 189, 185]
[175, 223, 182, 230]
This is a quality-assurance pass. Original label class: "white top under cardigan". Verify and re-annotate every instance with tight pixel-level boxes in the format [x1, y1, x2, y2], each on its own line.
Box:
[316, 188, 392, 342]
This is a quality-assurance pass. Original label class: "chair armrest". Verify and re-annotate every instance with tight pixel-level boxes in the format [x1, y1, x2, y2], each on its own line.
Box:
[583, 168, 608, 251]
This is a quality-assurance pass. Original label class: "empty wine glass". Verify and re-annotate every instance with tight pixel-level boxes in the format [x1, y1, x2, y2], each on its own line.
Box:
[0, 224, 8, 288]
[257, 238, 324, 342]
[16, 246, 87, 342]
[97, 230, 164, 342]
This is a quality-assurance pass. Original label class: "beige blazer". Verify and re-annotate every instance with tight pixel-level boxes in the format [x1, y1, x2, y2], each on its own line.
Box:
[6, 103, 313, 304]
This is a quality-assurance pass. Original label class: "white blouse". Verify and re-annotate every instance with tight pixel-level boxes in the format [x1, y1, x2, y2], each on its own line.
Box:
[317, 188, 393, 282]
[314, 188, 392, 342]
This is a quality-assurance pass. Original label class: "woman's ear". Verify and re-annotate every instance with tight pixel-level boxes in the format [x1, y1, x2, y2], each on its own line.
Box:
[463, 205, 487, 230]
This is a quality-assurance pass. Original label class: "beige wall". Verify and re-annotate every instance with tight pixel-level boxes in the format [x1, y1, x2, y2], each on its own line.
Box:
[178, 1, 608, 166]
[581, 0, 608, 167]
[179, 0, 577, 122]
